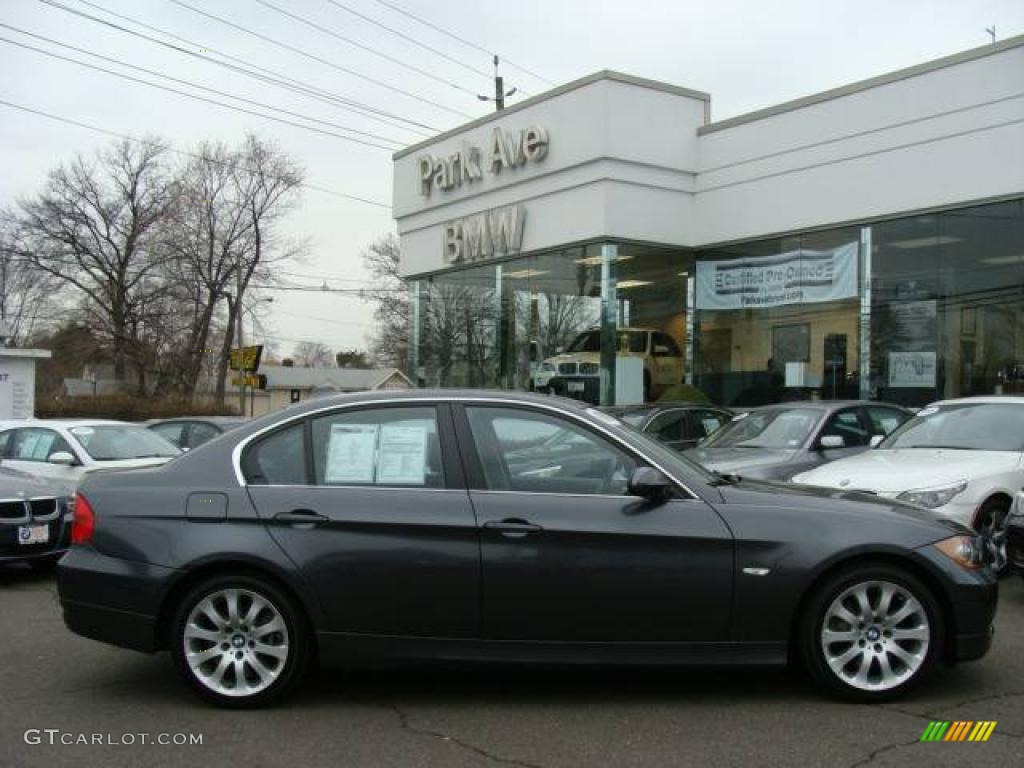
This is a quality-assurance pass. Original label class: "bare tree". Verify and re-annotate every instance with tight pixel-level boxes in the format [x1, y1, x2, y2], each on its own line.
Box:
[292, 341, 334, 368]
[0, 208, 65, 344]
[11, 138, 174, 385]
[361, 235, 409, 371]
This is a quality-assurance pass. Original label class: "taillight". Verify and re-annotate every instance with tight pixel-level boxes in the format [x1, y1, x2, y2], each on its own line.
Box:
[71, 492, 95, 544]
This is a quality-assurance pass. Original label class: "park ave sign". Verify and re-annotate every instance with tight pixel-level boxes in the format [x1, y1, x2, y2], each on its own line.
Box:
[418, 125, 549, 196]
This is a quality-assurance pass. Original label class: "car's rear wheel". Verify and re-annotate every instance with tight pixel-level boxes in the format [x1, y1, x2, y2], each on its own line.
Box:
[799, 564, 942, 701]
[975, 498, 1010, 578]
[170, 574, 309, 708]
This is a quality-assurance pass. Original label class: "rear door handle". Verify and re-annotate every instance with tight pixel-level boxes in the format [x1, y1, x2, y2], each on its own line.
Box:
[483, 519, 543, 537]
[274, 509, 328, 527]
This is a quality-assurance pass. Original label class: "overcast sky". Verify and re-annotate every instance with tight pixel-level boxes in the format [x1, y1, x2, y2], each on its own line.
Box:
[2, 0, 1022, 360]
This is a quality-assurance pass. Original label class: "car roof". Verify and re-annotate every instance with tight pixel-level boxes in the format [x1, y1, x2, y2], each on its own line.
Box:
[0, 418, 129, 429]
[147, 416, 247, 425]
[603, 402, 728, 413]
[733, 400, 908, 413]
[927, 396, 1024, 406]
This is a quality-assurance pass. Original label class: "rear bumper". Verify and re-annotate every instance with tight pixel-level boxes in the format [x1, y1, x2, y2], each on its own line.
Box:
[57, 546, 179, 653]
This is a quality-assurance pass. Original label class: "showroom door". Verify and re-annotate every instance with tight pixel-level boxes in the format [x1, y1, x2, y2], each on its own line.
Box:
[456, 404, 734, 642]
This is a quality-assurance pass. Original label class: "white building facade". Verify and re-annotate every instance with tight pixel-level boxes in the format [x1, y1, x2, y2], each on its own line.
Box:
[393, 36, 1024, 408]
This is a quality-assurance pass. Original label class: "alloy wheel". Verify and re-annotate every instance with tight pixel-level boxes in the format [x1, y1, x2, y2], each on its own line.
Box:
[819, 580, 930, 692]
[977, 505, 1009, 574]
[182, 588, 290, 698]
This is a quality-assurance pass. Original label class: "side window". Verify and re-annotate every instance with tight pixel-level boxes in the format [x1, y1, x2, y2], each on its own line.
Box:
[819, 410, 869, 447]
[652, 332, 682, 357]
[865, 407, 908, 437]
[151, 423, 185, 448]
[466, 406, 638, 496]
[244, 423, 307, 485]
[9, 428, 75, 462]
[311, 407, 444, 488]
[188, 422, 221, 449]
[0, 429, 12, 457]
[646, 410, 686, 443]
[692, 409, 729, 439]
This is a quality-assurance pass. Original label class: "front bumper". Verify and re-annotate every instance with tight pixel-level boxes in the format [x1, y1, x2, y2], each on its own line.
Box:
[57, 546, 179, 653]
[914, 546, 998, 664]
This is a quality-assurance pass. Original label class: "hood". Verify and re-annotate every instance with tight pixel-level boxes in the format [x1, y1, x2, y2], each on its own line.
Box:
[718, 477, 972, 537]
[544, 352, 600, 366]
[685, 447, 798, 474]
[792, 448, 1021, 493]
[0, 466, 71, 497]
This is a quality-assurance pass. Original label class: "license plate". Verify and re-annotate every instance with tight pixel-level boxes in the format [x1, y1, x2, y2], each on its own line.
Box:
[567, 381, 585, 393]
[18, 525, 49, 545]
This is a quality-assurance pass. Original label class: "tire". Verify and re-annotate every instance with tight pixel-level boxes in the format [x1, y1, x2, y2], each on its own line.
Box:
[170, 574, 310, 708]
[974, 498, 1011, 579]
[798, 564, 943, 702]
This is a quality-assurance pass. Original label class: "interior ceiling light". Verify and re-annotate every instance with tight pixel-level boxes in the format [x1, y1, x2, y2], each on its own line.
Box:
[887, 235, 964, 249]
[573, 255, 636, 266]
[615, 280, 653, 289]
[981, 254, 1024, 265]
[502, 269, 550, 279]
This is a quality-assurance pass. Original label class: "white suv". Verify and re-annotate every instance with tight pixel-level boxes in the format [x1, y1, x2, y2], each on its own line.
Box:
[534, 328, 684, 401]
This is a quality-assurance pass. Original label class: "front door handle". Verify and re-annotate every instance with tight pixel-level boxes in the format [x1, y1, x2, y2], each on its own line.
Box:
[483, 518, 543, 537]
[274, 509, 328, 527]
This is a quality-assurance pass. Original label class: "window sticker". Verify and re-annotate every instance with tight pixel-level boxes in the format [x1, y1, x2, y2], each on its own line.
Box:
[31, 433, 55, 460]
[377, 425, 428, 485]
[70, 426, 95, 436]
[324, 424, 378, 484]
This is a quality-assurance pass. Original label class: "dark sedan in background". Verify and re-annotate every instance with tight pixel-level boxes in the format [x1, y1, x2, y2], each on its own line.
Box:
[685, 401, 911, 481]
[602, 402, 732, 451]
[147, 416, 247, 451]
[0, 466, 73, 571]
[58, 391, 994, 707]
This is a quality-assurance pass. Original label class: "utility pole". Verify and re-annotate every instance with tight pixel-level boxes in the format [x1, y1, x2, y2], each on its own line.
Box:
[478, 55, 517, 112]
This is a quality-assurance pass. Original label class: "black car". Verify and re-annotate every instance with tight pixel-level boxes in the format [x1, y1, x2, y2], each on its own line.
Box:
[0, 466, 73, 571]
[147, 416, 247, 451]
[603, 402, 732, 451]
[685, 401, 911, 482]
[58, 390, 995, 707]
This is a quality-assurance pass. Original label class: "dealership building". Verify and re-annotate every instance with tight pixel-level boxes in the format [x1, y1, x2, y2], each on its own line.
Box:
[392, 36, 1024, 408]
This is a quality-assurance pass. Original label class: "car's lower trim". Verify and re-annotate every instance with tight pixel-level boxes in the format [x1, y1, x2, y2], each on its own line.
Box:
[62, 599, 158, 652]
[316, 632, 788, 667]
[951, 628, 994, 663]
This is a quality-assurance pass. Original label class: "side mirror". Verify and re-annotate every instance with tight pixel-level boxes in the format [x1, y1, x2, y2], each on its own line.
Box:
[48, 451, 77, 466]
[819, 435, 846, 450]
[869, 434, 885, 448]
[627, 467, 673, 502]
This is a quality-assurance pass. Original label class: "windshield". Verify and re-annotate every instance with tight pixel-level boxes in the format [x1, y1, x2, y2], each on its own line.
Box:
[699, 408, 821, 450]
[69, 425, 181, 461]
[566, 330, 648, 354]
[880, 402, 1024, 451]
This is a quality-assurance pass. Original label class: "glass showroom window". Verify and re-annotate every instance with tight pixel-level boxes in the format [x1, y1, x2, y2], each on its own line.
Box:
[870, 199, 1024, 406]
[692, 227, 864, 407]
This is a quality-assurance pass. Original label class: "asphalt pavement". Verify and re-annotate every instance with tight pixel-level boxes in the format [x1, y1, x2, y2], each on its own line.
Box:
[0, 565, 1022, 768]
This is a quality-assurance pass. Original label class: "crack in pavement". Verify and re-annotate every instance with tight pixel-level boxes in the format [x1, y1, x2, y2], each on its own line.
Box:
[844, 735, 925, 768]
[880, 688, 1024, 739]
[389, 704, 548, 768]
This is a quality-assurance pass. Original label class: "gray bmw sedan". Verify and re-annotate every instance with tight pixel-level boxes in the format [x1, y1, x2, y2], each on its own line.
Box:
[57, 390, 996, 707]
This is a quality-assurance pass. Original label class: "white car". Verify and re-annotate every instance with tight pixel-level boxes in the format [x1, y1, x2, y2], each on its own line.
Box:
[0, 419, 181, 493]
[792, 397, 1024, 574]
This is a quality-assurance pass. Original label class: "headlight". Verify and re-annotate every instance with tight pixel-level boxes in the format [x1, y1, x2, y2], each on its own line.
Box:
[934, 535, 984, 570]
[897, 481, 967, 509]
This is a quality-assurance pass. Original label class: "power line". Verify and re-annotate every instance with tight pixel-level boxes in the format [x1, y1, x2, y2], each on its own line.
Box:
[253, 0, 479, 97]
[2, 23, 407, 148]
[0, 99, 392, 209]
[0, 35, 400, 151]
[323, 0, 493, 83]
[65, 0, 438, 135]
[169, 0, 475, 119]
[373, 0, 554, 87]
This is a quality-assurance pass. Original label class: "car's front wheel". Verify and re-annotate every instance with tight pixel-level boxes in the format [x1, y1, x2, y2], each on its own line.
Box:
[975, 498, 1010, 578]
[170, 575, 309, 707]
[799, 565, 942, 701]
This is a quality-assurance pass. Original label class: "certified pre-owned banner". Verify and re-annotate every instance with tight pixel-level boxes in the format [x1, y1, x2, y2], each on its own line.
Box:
[696, 241, 859, 311]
